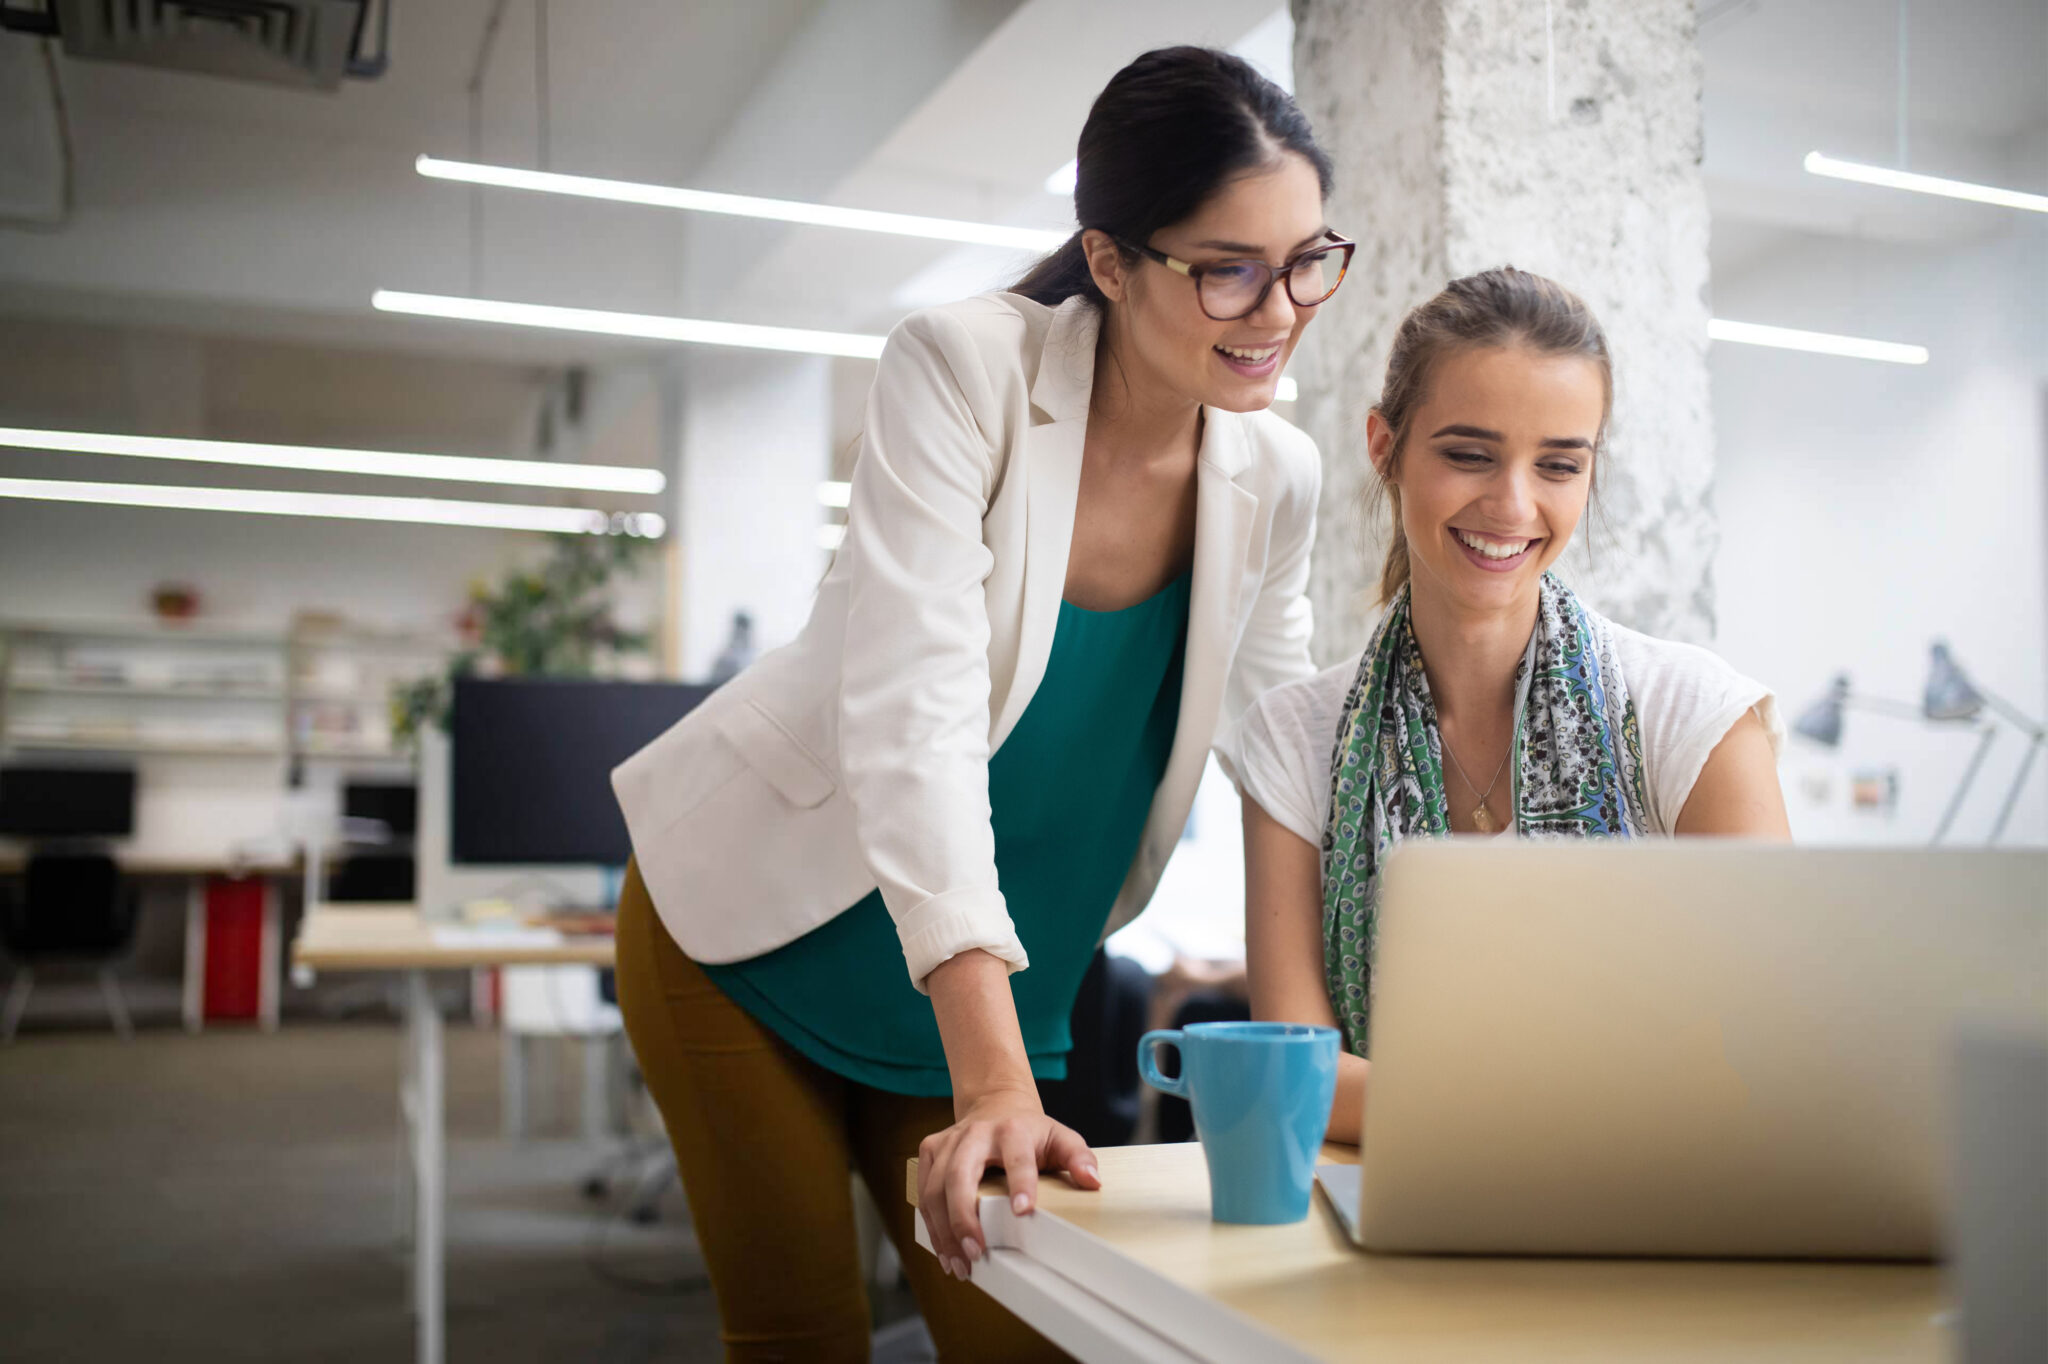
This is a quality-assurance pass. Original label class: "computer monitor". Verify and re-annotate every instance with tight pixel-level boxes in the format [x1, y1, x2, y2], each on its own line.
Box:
[0, 766, 138, 838]
[449, 677, 713, 866]
[343, 781, 417, 837]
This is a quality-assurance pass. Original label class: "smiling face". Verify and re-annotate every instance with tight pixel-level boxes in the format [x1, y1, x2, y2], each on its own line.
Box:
[1371, 344, 1605, 617]
[1083, 151, 1329, 414]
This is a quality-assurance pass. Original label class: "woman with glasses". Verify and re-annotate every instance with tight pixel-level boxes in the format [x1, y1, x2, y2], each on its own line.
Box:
[611, 46, 1347, 1360]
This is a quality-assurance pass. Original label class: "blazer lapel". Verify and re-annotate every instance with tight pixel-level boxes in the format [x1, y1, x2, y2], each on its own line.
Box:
[1140, 412, 1258, 856]
[990, 299, 1096, 748]
[992, 418, 1082, 747]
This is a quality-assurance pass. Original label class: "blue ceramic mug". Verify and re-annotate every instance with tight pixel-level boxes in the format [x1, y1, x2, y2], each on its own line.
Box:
[1138, 1021, 1341, 1224]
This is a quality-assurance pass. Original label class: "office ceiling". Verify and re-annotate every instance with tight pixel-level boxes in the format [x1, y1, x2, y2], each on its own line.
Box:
[0, 0, 2037, 364]
[1703, 0, 2047, 144]
[1699, 0, 2048, 270]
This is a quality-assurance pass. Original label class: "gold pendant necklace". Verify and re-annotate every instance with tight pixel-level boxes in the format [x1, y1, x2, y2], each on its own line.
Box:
[1441, 731, 1512, 834]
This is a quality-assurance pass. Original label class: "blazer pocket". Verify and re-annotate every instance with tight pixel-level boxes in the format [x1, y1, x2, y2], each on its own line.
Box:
[714, 700, 837, 810]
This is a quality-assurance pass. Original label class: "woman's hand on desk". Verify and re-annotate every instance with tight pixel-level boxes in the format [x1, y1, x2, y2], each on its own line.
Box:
[919, 946, 1102, 1281]
[915, 1088, 1100, 1280]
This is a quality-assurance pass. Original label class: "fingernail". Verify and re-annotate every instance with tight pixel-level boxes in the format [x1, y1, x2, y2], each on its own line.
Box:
[962, 1237, 982, 1262]
[1012, 1192, 1031, 1215]
[944, 1256, 961, 1279]
[1082, 1163, 1099, 1181]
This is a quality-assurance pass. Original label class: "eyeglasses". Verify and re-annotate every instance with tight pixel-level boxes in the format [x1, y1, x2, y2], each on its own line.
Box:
[1119, 230, 1355, 321]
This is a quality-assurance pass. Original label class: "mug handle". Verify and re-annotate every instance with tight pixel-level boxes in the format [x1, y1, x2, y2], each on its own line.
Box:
[1138, 1029, 1188, 1098]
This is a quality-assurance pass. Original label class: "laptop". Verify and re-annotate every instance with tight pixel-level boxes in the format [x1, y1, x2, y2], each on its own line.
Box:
[1315, 842, 2047, 1259]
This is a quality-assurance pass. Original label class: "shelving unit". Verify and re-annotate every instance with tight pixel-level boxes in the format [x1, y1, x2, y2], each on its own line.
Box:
[0, 616, 456, 766]
[287, 618, 456, 766]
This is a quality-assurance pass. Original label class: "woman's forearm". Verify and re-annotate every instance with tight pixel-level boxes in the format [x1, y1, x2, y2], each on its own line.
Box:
[1326, 1053, 1369, 1146]
[926, 947, 1040, 1116]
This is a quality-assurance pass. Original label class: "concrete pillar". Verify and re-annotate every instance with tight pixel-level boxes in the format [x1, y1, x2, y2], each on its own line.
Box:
[1291, 0, 1717, 660]
[664, 351, 833, 681]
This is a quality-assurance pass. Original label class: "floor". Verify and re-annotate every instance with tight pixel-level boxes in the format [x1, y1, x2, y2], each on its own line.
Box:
[0, 1012, 925, 1362]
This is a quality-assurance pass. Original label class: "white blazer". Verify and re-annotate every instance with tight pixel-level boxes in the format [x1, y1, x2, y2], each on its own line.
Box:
[612, 292, 1320, 990]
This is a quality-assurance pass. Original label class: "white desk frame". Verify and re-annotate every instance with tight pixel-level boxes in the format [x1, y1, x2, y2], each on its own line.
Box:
[293, 905, 613, 1364]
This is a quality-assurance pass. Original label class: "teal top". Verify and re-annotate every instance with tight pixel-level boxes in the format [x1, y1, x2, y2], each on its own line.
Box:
[703, 572, 1191, 1096]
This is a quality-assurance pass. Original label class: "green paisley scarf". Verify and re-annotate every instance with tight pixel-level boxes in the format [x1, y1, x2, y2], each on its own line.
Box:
[1320, 572, 1650, 1056]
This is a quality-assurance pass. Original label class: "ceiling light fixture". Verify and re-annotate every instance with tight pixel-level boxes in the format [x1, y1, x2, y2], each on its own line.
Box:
[416, 155, 1071, 251]
[817, 481, 851, 508]
[0, 476, 664, 536]
[0, 426, 664, 494]
[1803, 151, 2048, 215]
[1707, 318, 1928, 365]
[373, 290, 887, 360]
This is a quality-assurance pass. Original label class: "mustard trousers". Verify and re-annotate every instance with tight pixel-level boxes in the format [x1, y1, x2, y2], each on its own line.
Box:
[614, 860, 1071, 1362]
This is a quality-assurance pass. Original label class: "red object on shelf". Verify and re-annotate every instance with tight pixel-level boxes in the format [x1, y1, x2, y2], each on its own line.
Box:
[202, 876, 266, 1021]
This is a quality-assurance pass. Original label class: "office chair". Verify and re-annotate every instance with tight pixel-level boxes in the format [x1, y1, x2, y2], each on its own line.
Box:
[1, 851, 140, 1042]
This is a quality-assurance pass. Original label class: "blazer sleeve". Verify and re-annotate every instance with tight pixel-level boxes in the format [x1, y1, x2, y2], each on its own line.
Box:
[837, 307, 1025, 993]
[1215, 429, 1321, 779]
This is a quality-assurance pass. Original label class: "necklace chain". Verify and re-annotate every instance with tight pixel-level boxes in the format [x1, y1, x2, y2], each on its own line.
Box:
[1440, 728, 1513, 827]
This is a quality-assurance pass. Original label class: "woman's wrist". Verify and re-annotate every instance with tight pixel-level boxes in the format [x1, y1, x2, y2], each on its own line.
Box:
[926, 947, 1042, 1116]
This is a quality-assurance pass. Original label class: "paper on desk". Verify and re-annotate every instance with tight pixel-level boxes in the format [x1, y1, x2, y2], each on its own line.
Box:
[429, 924, 566, 949]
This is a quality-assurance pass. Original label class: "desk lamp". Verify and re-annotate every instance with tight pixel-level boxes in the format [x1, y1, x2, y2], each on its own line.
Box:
[1793, 642, 2046, 844]
[1922, 641, 2048, 842]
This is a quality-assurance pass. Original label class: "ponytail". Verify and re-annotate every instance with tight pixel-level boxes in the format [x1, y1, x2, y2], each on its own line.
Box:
[1377, 486, 1412, 602]
[1011, 231, 1105, 308]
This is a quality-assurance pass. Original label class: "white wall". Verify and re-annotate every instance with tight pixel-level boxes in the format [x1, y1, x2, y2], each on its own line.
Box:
[670, 351, 834, 679]
[1711, 217, 2048, 846]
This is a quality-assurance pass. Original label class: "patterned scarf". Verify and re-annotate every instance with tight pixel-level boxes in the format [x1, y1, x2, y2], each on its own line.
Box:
[1320, 572, 1650, 1055]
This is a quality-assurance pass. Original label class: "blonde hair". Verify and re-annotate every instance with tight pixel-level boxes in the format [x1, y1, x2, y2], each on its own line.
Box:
[1368, 267, 1613, 603]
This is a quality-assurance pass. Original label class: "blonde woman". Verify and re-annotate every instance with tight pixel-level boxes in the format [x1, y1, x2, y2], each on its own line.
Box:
[1233, 268, 1791, 1145]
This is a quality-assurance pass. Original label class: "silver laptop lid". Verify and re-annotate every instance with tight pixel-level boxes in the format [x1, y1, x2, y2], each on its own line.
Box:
[1358, 843, 2048, 1259]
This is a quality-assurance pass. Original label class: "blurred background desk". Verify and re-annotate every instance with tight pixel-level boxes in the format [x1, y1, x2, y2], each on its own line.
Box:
[292, 903, 614, 1364]
[0, 848, 293, 1034]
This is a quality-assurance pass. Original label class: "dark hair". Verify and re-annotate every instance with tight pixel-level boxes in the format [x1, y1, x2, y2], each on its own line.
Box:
[1369, 267, 1614, 603]
[1013, 46, 1333, 308]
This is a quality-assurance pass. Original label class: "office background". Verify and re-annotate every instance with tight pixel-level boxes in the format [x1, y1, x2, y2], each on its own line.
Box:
[0, 2, 2041, 1361]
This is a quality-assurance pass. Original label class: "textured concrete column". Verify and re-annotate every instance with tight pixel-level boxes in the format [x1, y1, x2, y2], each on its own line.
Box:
[1291, 0, 1716, 660]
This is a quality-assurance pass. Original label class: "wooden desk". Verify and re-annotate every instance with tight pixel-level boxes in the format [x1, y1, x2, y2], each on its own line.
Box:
[0, 852, 293, 1032]
[293, 904, 614, 970]
[293, 904, 616, 1364]
[906, 1143, 1949, 1364]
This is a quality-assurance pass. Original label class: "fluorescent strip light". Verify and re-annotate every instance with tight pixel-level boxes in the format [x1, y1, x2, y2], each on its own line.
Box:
[417, 155, 1071, 252]
[1708, 318, 1928, 365]
[0, 426, 663, 494]
[0, 476, 665, 536]
[1804, 151, 2048, 215]
[1045, 160, 1078, 196]
[374, 290, 887, 360]
[817, 480, 852, 508]
[1275, 377, 1298, 402]
[818, 523, 846, 551]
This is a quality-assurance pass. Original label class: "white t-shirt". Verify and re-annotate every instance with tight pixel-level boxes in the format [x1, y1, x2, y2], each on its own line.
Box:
[1222, 622, 1785, 846]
